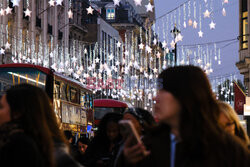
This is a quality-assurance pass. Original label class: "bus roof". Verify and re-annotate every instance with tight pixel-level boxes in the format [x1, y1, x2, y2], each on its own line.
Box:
[0, 63, 91, 92]
[94, 99, 128, 108]
[0, 63, 52, 74]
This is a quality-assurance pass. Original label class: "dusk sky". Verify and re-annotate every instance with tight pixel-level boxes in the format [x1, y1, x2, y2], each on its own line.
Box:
[154, 0, 241, 82]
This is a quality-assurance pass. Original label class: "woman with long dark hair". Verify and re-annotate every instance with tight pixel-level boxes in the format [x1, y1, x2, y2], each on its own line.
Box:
[83, 112, 123, 167]
[119, 66, 250, 167]
[0, 84, 54, 166]
[0, 84, 82, 167]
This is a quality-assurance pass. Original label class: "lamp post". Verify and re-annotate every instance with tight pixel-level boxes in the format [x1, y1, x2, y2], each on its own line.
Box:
[170, 25, 180, 66]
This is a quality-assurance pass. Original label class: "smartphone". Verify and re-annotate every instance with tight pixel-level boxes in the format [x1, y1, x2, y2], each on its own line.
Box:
[119, 120, 143, 147]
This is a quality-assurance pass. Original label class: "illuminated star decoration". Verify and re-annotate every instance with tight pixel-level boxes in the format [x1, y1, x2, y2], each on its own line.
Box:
[193, 21, 198, 29]
[209, 21, 216, 29]
[188, 19, 193, 26]
[0, 48, 5, 54]
[198, 30, 203, 38]
[156, 52, 161, 58]
[162, 41, 167, 48]
[68, 9, 73, 19]
[117, 41, 121, 47]
[170, 40, 175, 49]
[48, 0, 55, 7]
[0, 9, 5, 16]
[139, 43, 144, 50]
[5, 7, 12, 15]
[222, 8, 226, 16]
[146, 45, 152, 53]
[223, 0, 229, 4]
[134, 0, 142, 6]
[56, 0, 63, 6]
[203, 10, 210, 18]
[145, 3, 154, 12]
[113, 0, 120, 6]
[24, 9, 32, 17]
[5, 42, 11, 49]
[12, 0, 20, 7]
[86, 6, 94, 15]
[183, 22, 187, 28]
[153, 38, 157, 45]
[177, 33, 183, 41]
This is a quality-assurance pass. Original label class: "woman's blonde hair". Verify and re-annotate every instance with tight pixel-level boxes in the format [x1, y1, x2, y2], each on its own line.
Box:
[218, 101, 249, 145]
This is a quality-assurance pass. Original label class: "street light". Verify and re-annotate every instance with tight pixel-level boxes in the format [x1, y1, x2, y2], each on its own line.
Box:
[170, 24, 180, 66]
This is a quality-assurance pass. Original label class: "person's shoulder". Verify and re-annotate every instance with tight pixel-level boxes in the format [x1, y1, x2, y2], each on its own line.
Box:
[143, 124, 170, 144]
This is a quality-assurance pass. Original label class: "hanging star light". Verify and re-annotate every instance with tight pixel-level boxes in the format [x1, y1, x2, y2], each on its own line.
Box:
[193, 21, 198, 29]
[48, 0, 55, 6]
[153, 38, 157, 45]
[0, 9, 5, 16]
[162, 41, 167, 48]
[177, 33, 183, 41]
[109, 54, 114, 60]
[125, 50, 129, 56]
[12, 0, 20, 7]
[153, 68, 158, 74]
[203, 10, 210, 18]
[170, 40, 175, 49]
[72, 56, 77, 63]
[209, 21, 216, 29]
[0, 48, 5, 54]
[183, 22, 187, 28]
[115, 60, 120, 66]
[24, 9, 32, 17]
[146, 45, 152, 53]
[5, 42, 11, 49]
[139, 43, 144, 50]
[87, 6, 94, 15]
[198, 30, 203, 38]
[68, 9, 73, 19]
[157, 52, 161, 58]
[113, 0, 120, 6]
[145, 3, 154, 12]
[134, 0, 142, 6]
[166, 47, 170, 53]
[197, 58, 202, 64]
[222, 8, 226, 16]
[5, 7, 12, 15]
[188, 19, 193, 26]
[223, 0, 229, 4]
[95, 57, 100, 63]
[56, 0, 63, 6]
[117, 41, 121, 47]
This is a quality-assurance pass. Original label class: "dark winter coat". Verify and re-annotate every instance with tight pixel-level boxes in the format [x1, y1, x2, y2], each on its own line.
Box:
[116, 124, 250, 167]
[54, 141, 83, 167]
[0, 121, 45, 167]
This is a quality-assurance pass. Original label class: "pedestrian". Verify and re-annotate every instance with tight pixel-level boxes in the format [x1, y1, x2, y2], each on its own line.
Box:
[114, 108, 156, 166]
[74, 137, 90, 165]
[82, 112, 123, 167]
[118, 66, 250, 167]
[64, 130, 78, 157]
[0, 84, 82, 167]
[0, 84, 54, 167]
[218, 101, 249, 145]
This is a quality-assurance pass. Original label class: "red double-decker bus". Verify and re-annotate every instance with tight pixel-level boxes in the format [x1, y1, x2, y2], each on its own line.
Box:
[94, 99, 129, 125]
[0, 63, 94, 133]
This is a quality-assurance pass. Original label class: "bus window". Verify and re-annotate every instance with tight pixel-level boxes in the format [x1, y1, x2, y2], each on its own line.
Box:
[54, 82, 60, 99]
[0, 67, 46, 96]
[70, 87, 79, 104]
[61, 83, 70, 101]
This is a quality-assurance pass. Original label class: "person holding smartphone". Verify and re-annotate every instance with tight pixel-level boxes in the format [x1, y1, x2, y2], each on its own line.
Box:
[117, 66, 250, 167]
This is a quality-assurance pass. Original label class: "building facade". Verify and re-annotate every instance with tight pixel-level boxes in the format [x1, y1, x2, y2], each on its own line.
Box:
[237, 0, 250, 135]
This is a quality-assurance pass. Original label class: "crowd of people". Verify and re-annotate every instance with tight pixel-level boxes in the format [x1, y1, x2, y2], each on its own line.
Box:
[0, 65, 249, 167]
